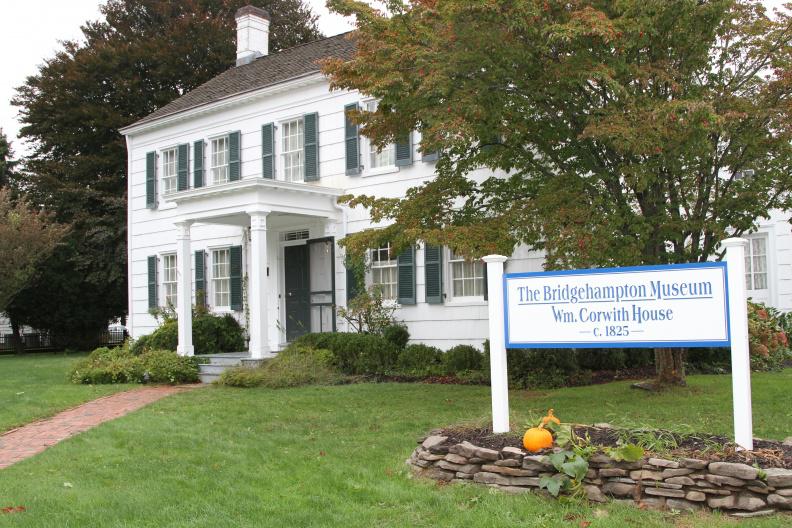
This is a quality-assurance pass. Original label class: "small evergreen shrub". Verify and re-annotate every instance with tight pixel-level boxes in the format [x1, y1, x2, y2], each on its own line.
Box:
[131, 312, 245, 355]
[383, 324, 410, 350]
[139, 349, 199, 383]
[70, 345, 198, 384]
[443, 345, 484, 374]
[218, 345, 341, 388]
[147, 319, 178, 351]
[396, 343, 443, 376]
[294, 332, 399, 375]
[507, 348, 579, 389]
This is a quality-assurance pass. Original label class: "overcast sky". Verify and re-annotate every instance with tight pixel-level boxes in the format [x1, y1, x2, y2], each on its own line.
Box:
[0, 0, 787, 156]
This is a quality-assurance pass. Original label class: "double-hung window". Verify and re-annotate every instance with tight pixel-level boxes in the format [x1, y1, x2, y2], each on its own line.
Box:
[449, 249, 485, 298]
[162, 254, 177, 307]
[213, 249, 231, 308]
[745, 235, 768, 291]
[210, 136, 229, 185]
[161, 148, 177, 195]
[370, 243, 397, 300]
[365, 101, 395, 169]
[282, 118, 304, 182]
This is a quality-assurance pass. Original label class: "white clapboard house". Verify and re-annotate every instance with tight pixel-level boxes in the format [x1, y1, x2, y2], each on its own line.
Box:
[119, 6, 790, 358]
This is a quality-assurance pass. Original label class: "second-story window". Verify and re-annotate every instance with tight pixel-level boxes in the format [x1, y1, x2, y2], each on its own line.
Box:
[282, 118, 304, 182]
[161, 148, 177, 195]
[370, 243, 397, 301]
[365, 101, 395, 169]
[211, 136, 229, 185]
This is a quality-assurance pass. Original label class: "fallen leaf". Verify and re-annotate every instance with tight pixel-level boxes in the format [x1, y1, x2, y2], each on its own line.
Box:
[579, 522, 591, 528]
[319, 451, 326, 457]
[63, 482, 73, 488]
[593, 509, 608, 518]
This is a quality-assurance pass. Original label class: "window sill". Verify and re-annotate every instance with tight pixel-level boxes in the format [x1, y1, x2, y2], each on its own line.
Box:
[157, 201, 178, 210]
[362, 166, 400, 178]
[444, 298, 488, 307]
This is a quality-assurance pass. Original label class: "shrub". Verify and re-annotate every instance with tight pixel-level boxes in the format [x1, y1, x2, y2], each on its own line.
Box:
[383, 324, 410, 350]
[70, 345, 198, 384]
[218, 345, 341, 388]
[747, 301, 791, 371]
[295, 332, 399, 375]
[139, 349, 199, 383]
[396, 343, 443, 376]
[443, 345, 484, 374]
[507, 348, 579, 389]
[132, 312, 245, 355]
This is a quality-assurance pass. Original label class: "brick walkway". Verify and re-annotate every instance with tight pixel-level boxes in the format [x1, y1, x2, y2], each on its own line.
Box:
[0, 385, 200, 469]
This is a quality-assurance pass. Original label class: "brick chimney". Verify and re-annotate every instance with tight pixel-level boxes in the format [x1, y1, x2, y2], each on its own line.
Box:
[235, 6, 270, 66]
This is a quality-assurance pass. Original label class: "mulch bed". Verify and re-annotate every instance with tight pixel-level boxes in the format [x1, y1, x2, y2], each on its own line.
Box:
[440, 424, 792, 469]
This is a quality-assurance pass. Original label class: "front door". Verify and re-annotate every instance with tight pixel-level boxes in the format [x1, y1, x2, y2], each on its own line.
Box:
[284, 244, 310, 341]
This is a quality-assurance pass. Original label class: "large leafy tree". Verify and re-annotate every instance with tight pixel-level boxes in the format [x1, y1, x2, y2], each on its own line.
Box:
[324, 0, 792, 385]
[0, 129, 16, 189]
[9, 0, 321, 345]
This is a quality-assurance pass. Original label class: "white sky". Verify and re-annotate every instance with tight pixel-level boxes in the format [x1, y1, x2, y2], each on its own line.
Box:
[0, 0, 787, 156]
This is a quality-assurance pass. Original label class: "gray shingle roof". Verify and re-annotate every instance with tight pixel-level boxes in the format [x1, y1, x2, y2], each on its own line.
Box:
[128, 32, 356, 128]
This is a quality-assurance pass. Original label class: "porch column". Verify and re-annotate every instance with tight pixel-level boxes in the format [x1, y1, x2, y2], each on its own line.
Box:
[175, 220, 194, 356]
[248, 210, 270, 359]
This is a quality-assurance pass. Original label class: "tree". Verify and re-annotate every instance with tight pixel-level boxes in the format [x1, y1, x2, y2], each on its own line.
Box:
[323, 0, 792, 386]
[0, 129, 16, 189]
[9, 0, 321, 345]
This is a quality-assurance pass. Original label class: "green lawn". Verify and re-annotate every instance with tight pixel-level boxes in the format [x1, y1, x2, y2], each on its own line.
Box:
[1, 361, 791, 526]
[0, 353, 134, 433]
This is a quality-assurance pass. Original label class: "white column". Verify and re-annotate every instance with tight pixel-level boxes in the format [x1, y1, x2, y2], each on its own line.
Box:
[248, 211, 270, 359]
[483, 254, 509, 433]
[722, 237, 753, 451]
[175, 220, 194, 356]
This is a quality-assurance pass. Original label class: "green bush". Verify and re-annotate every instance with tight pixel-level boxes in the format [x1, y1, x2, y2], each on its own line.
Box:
[443, 345, 484, 374]
[132, 312, 245, 355]
[382, 324, 410, 350]
[70, 345, 198, 384]
[218, 345, 341, 388]
[506, 348, 580, 389]
[295, 332, 399, 375]
[747, 301, 791, 371]
[395, 343, 443, 376]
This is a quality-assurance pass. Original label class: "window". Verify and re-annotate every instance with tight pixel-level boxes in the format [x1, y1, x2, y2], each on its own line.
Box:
[161, 148, 177, 195]
[365, 101, 395, 169]
[282, 118, 304, 182]
[210, 136, 229, 185]
[449, 249, 485, 298]
[213, 248, 231, 307]
[745, 235, 768, 291]
[162, 254, 177, 307]
[370, 243, 397, 300]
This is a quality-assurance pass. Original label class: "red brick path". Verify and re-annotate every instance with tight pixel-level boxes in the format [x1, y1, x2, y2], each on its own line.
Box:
[0, 385, 200, 469]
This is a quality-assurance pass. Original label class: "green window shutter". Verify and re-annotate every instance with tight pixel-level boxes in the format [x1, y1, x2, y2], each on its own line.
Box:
[395, 132, 413, 166]
[193, 140, 205, 188]
[261, 123, 274, 179]
[229, 245, 243, 311]
[344, 103, 360, 175]
[147, 255, 158, 309]
[304, 113, 319, 181]
[229, 131, 241, 181]
[177, 143, 189, 191]
[397, 246, 416, 305]
[145, 151, 157, 209]
[424, 245, 443, 304]
[195, 250, 206, 307]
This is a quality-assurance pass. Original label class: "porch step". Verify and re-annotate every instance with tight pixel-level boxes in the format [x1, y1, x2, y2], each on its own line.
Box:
[199, 372, 221, 384]
[198, 353, 246, 384]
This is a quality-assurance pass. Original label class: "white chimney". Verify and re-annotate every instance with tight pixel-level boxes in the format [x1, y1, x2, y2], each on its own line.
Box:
[235, 6, 270, 66]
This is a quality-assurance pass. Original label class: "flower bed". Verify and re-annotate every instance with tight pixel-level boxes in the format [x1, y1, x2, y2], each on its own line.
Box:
[407, 426, 792, 518]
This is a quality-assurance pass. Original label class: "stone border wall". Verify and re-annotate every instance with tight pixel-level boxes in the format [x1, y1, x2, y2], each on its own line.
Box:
[407, 435, 792, 518]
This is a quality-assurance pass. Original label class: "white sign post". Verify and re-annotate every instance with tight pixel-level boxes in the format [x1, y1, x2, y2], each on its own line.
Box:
[485, 244, 753, 450]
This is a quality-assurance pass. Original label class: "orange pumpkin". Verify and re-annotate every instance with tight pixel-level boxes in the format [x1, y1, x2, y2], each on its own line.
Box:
[540, 409, 560, 427]
[523, 426, 553, 452]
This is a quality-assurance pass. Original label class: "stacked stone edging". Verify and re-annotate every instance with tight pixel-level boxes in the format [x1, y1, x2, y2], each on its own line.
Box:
[407, 434, 792, 517]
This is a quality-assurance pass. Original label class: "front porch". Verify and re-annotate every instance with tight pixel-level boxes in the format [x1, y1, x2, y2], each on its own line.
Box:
[169, 178, 344, 359]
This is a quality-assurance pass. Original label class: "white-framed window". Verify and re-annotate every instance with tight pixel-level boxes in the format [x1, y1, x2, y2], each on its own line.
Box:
[210, 136, 229, 185]
[213, 248, 231, 308]
[449, 249, 485, 298]
[162, 253, 177, 307]
[365, 100, 396, 169]
[161, 148, 178, 195]
[370, 243, 398, 301]
[281, 118, 304, 182]
[745, 234, 768, 291]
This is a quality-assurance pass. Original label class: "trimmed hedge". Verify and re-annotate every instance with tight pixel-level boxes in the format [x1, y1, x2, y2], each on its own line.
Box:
[443, 345, 484, 374]
[70, 346, 199, 384]
[294, 332, 399, 375]
[131, 312, 245, 355]
[396, 344, 443, 376]
[383, 324, 410, 350]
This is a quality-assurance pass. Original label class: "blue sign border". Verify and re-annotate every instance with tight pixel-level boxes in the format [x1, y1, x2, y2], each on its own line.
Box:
[503, 262, 731, 349]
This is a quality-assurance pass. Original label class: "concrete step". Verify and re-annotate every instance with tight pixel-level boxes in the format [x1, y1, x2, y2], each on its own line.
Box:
[199, 372, 221, 384]
[198, 364, 233, 376]
[201, 353, 248, 366]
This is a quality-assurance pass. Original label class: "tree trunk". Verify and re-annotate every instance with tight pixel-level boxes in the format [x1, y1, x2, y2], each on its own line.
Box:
[10, 318, 25, 355]
[654, 347, 686, 386]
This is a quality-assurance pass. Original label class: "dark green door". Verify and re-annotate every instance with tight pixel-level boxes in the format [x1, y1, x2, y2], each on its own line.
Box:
[284, 244, 310, 341]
